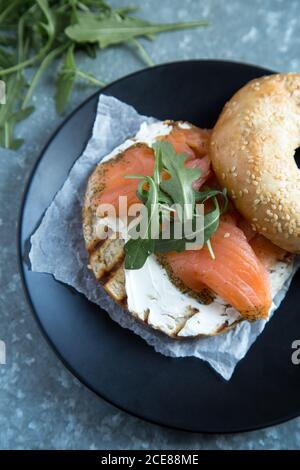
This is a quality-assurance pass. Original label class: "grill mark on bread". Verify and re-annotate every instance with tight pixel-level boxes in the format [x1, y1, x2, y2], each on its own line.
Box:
[100, 256, 125, 284]
[88, 236, 125, 280]
[103, 265, 126, 302]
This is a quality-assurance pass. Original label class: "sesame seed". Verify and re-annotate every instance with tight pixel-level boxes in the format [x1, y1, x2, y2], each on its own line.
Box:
[243, 188, 249, 194]
[224, 232, 230, 238]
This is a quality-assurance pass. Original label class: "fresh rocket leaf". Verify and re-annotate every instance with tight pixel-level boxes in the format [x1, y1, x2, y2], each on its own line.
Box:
[124, 141, 228, 269]
[194, 188, 226, 203]
[0, 36, 16, 47]
[0, 0, 209, 149]
[124, 237, 153, 270]
[10, 106, 35, 123]
[65, 13, 209, 48]
[23, 42, 69, 109]
[203, 197, 221, 242]
[55, 45, 76, 114]
[124, 176, 158, 269]
[0, 47, 14, 68]
[0, 73, 28, 149]
[154, 239, 186, 253]
[155, 141, 201, 221]
[154, 198, 223, 254]
[195, 187, 228, 215]
[36, 0, 55, 39]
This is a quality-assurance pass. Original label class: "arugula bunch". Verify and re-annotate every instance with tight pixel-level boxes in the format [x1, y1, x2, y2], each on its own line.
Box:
[0, 0, 209, 150]
[124, 141, 228, 269]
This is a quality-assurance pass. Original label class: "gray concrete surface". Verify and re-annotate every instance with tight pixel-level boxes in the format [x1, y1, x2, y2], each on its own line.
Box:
[0, 0, 300, 449]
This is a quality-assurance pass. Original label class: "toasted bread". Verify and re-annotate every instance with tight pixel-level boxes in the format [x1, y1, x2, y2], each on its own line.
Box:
[83, 122, 294, 338]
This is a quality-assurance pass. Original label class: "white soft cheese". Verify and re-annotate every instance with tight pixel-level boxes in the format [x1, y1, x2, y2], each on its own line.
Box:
[125, 255, 241, 336]
[96, 120, 294, 337]
[101, 121, 172, 164]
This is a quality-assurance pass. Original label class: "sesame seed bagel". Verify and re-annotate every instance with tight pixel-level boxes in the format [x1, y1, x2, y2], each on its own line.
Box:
[210, 73, 300, 253]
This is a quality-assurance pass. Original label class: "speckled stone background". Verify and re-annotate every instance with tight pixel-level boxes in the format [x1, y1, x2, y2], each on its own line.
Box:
[1, 0, 300, 450]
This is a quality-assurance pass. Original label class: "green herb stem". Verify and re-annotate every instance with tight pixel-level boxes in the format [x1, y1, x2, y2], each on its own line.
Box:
[129, 38, 154, 67]
[75, 69, 106, 87]
[0, 0, 23, 24]
[22, 43, 70, 109]
[0, 0, 209, 150]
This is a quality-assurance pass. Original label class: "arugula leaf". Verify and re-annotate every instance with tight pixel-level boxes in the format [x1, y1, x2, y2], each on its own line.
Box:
[155, 198, 222, 254]
[10, 106, 35, 123]
[55, 45, 77, 114]
[0, 73, 28, 149]
[124, 141, 227, 269]
[0, 47, 14, 68]
[23, 42, 69, 109]
[124, 176, 158, 269]
[155, 141, 200, 221]
[124, 237, 154, 270]
[154, 228, 186, 253]
[36, 0, 55, 38]
[0, 1, 209, 150]
[65, 13, 209, 48]
[203, 197, 221, 243]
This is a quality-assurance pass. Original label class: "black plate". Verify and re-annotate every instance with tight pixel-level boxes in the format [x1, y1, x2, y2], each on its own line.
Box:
[19, 60, 300, 433]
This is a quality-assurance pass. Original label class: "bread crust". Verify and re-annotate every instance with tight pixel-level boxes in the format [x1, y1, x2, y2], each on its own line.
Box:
[210, 73, 300, 253]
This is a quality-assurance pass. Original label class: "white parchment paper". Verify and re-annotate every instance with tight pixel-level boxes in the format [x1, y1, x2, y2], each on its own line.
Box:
[29, 95, 299, 380]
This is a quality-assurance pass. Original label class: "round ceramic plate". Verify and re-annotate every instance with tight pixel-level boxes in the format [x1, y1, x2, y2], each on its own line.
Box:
[19, 60, 300, 433]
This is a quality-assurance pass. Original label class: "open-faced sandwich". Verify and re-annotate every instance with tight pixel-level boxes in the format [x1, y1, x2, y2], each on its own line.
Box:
[83, 74, 299, 338]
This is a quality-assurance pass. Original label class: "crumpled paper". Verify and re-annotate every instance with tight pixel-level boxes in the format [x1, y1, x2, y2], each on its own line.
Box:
[30, 94, 298, 380]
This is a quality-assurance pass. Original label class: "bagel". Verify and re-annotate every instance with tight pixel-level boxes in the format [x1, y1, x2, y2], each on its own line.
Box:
[210, 73, 300, 253]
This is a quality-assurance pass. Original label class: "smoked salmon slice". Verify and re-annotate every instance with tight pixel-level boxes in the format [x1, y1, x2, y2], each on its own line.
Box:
[165, 219, 272, 320]
[163, 124, 211, 160]
[93, 123, 211, 214]
[94, 144, 154, 213]
[250, 234, 288, 269]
